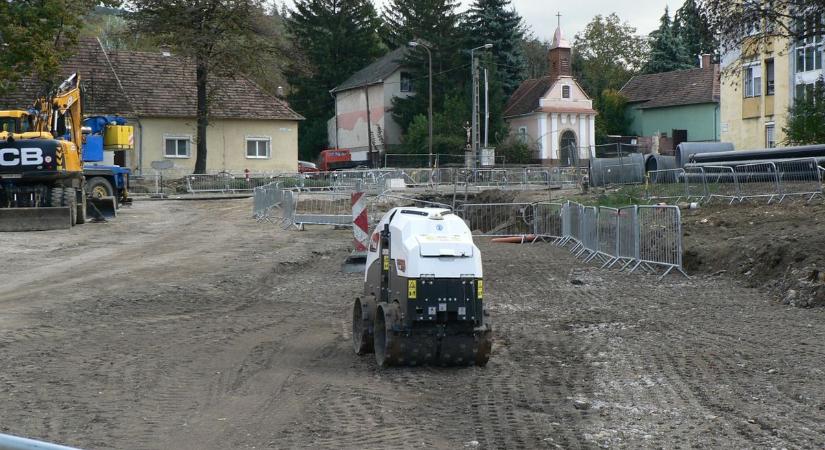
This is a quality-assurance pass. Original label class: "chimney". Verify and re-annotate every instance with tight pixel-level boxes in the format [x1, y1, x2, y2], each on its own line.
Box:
[700, 54, 712, 69]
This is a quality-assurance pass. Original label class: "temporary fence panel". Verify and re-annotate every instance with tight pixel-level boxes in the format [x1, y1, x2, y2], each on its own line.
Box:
[595, 207, 619, 265]
[365, 194, 452, 225]
[455, 203, 536, 237]
[533, 202, 564, 239]
[701, 165, 740, 203]
[286, 191, 353, 229]
[645, 169, 686, 203]
[614, 205, 639, 269]
[186, 173, 277, 193]
[577, 206, 599, 259]
[774, 158, 823, 201]
[734, 162, 780, 203]
[682, 166, 708, 201]
[633, 205, 687, 279]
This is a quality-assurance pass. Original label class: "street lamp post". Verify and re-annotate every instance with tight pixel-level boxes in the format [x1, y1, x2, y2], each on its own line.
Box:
[469, 43, 493, 168]
[409, 41, 433, 169]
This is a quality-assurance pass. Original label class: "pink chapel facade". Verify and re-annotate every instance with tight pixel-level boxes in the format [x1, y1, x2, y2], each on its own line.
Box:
[504, 25, 597, 166]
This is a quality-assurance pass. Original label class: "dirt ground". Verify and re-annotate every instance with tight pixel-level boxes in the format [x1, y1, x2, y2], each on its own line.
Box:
[2, 199, 825, 449]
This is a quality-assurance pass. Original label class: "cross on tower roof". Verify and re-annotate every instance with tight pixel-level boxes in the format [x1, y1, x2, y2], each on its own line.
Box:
[556, 12, 561, 28]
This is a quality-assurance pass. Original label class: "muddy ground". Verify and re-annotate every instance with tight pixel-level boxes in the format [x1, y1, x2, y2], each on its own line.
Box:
[1, 199, 825, 449]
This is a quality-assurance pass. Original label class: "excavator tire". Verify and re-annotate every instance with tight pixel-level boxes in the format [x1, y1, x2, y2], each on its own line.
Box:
[62, 187, 77, 226]
[75, 188, 87, 224]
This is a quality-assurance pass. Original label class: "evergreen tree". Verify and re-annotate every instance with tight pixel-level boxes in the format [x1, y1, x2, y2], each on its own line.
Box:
[783, 78, 825, 145]
[643, 7, 694, 74]
[674, 0, 717, 64]
[286, 0, 385, 159]
[382, 0, 465, 136]
[464, 0, 527, 96]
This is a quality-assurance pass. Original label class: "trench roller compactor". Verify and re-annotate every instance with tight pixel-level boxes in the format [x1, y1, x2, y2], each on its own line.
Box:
[352, 207, 492, 367]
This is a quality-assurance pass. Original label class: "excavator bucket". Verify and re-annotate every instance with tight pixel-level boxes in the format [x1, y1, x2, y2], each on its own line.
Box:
[87, 196, 117, 221]
[0, 207, 72, 231]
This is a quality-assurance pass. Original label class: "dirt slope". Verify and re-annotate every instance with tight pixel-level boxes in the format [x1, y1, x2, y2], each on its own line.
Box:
[683, 199, 825, 307]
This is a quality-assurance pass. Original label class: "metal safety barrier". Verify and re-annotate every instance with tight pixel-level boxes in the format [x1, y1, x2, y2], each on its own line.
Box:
[0, 433, 81, 450]
[455, 203, 536, 237]
[556, 201, 687, 280]
[647, 159, 823, 205]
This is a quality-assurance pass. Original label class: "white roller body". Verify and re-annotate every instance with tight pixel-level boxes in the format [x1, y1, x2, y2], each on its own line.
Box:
[365, 207, 482, 280]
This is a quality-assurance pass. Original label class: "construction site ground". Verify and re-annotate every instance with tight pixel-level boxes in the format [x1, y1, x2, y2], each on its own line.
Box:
[1, 198, 824, 449]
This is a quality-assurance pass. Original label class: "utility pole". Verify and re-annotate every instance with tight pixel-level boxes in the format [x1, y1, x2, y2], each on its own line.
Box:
[471, 56, 479, 168]
[469, 44, 492, 168]
[484, 67, 489, 150]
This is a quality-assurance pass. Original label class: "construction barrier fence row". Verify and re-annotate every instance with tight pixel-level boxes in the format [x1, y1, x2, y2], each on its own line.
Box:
[135, 166, 588, 196]
[646, 158, 824, 204]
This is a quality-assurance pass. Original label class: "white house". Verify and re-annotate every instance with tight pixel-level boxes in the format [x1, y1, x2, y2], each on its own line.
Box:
[328, 47, 413, 154]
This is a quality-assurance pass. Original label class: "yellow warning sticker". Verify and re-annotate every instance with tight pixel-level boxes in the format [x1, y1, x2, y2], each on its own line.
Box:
[408, 279, 417, 299]
[383, 255, 389, 271]
[477, 279, 483, 300]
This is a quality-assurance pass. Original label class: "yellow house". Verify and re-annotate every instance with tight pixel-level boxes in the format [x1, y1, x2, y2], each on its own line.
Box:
[720, 16, 823, 149]
[0, 38, 303, 174]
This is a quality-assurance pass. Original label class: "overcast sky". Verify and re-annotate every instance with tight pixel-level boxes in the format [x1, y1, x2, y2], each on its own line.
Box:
[276, 0, 678, 41]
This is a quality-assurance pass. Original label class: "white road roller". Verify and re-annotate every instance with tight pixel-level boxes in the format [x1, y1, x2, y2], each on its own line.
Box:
[351, 207, 492, 367]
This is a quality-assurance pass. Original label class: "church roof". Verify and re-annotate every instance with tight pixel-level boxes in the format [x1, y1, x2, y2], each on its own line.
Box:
[503, 76, 554, 117]
[503, 76, 595, 118]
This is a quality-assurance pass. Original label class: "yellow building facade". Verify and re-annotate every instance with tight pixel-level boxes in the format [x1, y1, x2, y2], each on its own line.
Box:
[720, 37, 792, 150]
[721, 14, 824, 150]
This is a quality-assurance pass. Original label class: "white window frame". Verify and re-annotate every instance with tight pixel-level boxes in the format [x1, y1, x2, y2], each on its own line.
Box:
[796, 14, 824, 74]
[743, 62, 762, 98]
[245, 136, 271, 159]
[400, 72, 414, 93]
[765, 123, 776, 148]
[164, 135, 191, 159]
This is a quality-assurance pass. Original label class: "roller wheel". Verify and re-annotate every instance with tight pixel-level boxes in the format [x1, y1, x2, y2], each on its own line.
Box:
[475, 321, 493, 367]
[374, 303, 401, 368]
[352, 297, 375, 355]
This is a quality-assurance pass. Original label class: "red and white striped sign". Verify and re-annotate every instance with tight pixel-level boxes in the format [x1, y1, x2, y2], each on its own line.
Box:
[351, 191, 369, 252]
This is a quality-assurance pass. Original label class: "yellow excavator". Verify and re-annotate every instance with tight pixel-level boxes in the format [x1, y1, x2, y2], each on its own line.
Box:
[0, 73, 88, 230]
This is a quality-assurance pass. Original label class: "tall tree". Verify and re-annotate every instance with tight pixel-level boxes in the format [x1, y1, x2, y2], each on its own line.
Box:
[573, 13, 648, 98]
[0, 0, 117, 95]
[129, 0, 277, 173]
[519, 36, 550, 79]
[286, 0, 384, 159]
[674, 0, 717, 63]
[783, 78, 825, 145]
[464, 0, 527, 96]
[699, 0, 823, 62]
[572, 14, 646, 143]
[643, 7, 694, 74]
[383, 0, 465, 134]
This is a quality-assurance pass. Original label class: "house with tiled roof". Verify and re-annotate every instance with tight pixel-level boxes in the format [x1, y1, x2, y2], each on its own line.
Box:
[328, 47, 412, 155]
[504, 25, 596, 166]
[0, 38, 303, 174]
[620, 55, 720, 151]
